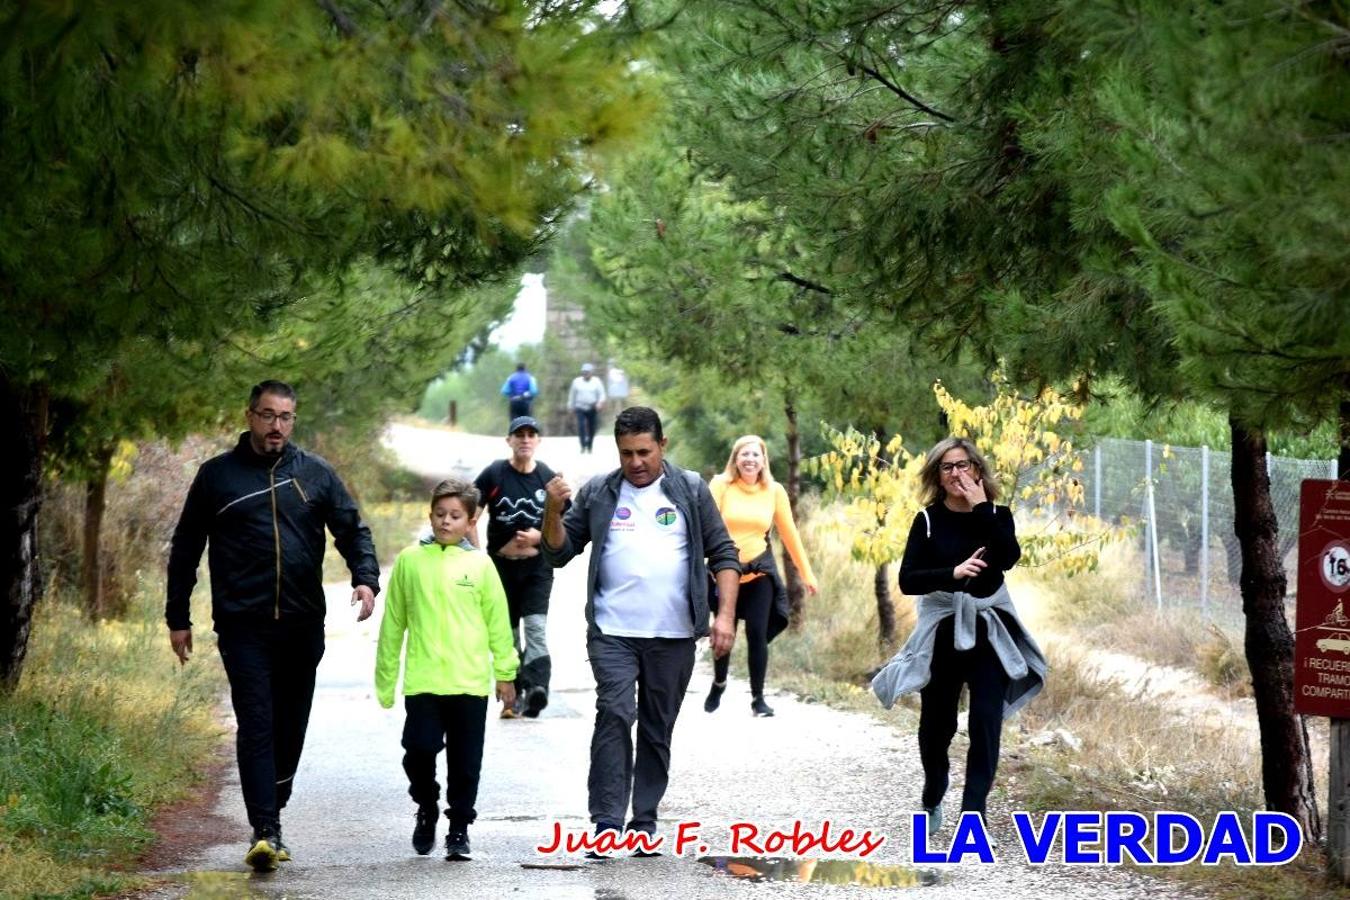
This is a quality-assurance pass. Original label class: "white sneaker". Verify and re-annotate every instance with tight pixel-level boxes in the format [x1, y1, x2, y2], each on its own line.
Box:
[923, 805, 943, 837]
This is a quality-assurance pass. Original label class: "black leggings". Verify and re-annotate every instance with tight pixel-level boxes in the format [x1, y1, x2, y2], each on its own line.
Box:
[711, 575, 773, 696]
[917, 615, 1010, 819]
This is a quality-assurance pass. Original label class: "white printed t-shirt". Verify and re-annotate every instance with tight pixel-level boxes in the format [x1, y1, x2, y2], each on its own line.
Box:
[594, 475, 692, 638]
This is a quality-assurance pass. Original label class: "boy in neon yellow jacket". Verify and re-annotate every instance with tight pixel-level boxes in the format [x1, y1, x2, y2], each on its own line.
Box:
[375, 477, 518, 861]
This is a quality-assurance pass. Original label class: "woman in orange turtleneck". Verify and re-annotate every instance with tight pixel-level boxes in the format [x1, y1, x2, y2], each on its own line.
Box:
[705, 435, 818, 717]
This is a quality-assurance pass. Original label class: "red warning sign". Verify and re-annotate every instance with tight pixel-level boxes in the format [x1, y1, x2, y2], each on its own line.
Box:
[1295, 479, 1350, 717]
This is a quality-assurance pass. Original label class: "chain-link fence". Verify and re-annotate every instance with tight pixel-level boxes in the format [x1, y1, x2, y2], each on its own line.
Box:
[1080, 438, 1337, 628]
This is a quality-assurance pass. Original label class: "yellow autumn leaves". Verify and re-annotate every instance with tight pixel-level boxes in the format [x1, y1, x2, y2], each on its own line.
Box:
[808, 373, 1118, 578]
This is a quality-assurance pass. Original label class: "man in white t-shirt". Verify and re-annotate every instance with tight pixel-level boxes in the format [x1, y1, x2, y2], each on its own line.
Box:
[542, 407, 740, 849]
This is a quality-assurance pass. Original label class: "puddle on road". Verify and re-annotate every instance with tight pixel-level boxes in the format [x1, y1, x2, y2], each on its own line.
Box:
[170, 870, 311, 899]
[698, 856, 940, 887]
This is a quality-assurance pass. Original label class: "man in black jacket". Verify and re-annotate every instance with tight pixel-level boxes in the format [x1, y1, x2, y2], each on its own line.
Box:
[165, 380, 380, 872]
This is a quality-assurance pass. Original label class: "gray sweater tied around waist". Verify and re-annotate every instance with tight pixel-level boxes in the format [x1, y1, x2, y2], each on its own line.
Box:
[870, 583, 1048, 719]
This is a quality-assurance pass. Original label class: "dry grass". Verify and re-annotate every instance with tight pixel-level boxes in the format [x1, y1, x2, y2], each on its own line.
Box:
[1015, 538, 1250, 694]
[1009, 641, 1260, 817]
[760, 495, 914, 688]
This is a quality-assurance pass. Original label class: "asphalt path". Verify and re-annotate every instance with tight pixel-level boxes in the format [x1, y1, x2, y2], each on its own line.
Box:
[145, 423, 1202, 899]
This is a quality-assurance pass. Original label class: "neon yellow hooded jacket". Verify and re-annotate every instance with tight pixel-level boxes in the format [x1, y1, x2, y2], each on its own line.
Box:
[375, 542, 518, 707]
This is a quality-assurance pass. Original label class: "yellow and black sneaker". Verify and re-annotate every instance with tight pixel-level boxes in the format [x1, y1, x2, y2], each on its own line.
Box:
[244, 832, 280, 872]
[274, 828, 291, 862]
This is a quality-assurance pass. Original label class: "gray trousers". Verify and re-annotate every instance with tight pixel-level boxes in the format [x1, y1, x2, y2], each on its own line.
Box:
[586, 633, 695, 832]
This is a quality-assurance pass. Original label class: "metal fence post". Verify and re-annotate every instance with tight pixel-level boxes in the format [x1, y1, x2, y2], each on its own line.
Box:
[1093, 445, 1102, 520]
[1201, 444, 1210, 616]
[1145, 439, 1163, 609]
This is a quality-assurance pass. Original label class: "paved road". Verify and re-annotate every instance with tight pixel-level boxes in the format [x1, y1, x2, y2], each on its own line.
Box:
[146, 425, 1202, 899]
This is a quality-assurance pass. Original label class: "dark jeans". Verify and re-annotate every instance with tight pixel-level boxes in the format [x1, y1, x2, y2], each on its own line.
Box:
[711, 574, 773, 696]
[402, 693, 489, 828]
[574, 407, 598, 452]
[917, 615, 1010, 818]
[216, 619, 326, 834]
[586, 633, 695, 832]
[509, 398, 532, 420]
[493, 555, 553, 694]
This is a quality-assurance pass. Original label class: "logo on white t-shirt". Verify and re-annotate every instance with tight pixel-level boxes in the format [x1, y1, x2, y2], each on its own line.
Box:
[655, 507, 677, 527]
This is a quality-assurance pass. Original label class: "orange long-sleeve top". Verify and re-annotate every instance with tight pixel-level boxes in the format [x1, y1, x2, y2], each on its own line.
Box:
[710, 474, 818, 589]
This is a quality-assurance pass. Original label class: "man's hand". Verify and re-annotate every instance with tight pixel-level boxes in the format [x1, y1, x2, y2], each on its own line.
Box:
[515, 527, 542, 547]
[352, 584, 376, 621]
[542, 474, 572, 551]
[544, 474, 571, 507]
[496, 680, 517, 709]
[170, 628, 193, 665]
[711, 613, 736, 658]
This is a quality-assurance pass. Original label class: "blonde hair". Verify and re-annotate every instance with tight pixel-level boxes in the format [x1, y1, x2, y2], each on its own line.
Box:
[723, 434, 774, 486]
[917, 437, 1001, 506]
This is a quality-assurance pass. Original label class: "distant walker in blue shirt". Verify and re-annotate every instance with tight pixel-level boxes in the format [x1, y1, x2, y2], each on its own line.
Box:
[501, 363, 538, 421]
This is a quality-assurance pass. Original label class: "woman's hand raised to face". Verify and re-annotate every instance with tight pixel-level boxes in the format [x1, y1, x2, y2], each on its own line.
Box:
[949, 470, 988, 506]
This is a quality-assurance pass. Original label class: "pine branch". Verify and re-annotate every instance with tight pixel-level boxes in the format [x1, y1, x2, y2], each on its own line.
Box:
[776, 271, 833, 294]
[316, 0, 358, 38]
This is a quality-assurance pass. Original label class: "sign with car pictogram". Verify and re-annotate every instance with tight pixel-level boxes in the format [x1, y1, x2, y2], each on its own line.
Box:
[1295, 479, 1350, 717]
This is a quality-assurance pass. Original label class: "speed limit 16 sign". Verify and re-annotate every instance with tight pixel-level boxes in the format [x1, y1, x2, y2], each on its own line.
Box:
[1323, 541, 1350, 593]
[1296, 480, 1350, 718]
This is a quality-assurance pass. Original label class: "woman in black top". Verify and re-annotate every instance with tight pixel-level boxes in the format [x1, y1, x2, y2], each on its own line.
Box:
[898, 437, 1021, 833]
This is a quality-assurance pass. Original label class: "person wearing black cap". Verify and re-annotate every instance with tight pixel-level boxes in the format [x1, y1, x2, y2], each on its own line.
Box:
[472, 415, 560, 717]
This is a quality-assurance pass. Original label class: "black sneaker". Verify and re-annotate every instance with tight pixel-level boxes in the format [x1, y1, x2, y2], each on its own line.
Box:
[523, 685, 549, 718]
[244, 830, 280, 872]
[704, 682, 726, 713]
[274, 827, 291, 862]
[751, 696, 775, 717]
[585, 822, 622, 860]
[629, 825, 661, 857]
[413, 805, 438, 855]
[445, 827, 471, 860]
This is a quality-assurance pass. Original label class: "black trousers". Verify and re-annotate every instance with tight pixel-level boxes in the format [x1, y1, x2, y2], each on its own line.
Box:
[917, 615, 1010, 818]
[493, 555, 553, 694]
[712, 574, 773, 696]
[586, 633, 695, 832]
[402, 693, 489, 828]
[216, 619, 326, 834]
[508, 397, 532, 419]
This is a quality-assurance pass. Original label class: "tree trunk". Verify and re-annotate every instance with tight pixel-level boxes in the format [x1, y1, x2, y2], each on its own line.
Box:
[0, 377, 47, 692]
[875, 562, 896, 651]
[1230, 415, 1320, 839]
[1341, 394, 1350, 480]
[80, 444, 114, 619]
[870, 425, 896, 652]
[782, 398, 805, 630]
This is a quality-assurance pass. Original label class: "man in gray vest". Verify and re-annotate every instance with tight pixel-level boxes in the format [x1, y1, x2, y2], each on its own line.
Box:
[542, 406, 740, 850]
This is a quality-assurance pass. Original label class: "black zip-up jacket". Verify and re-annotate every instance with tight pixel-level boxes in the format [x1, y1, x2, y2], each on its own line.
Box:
[165, 434, 380, 631]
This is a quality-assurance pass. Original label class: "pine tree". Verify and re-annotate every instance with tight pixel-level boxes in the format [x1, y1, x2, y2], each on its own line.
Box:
[0, 0, 648, 688]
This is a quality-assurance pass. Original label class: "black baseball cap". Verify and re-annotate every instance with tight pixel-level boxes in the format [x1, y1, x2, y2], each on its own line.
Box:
[508, 416, 542, 436]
